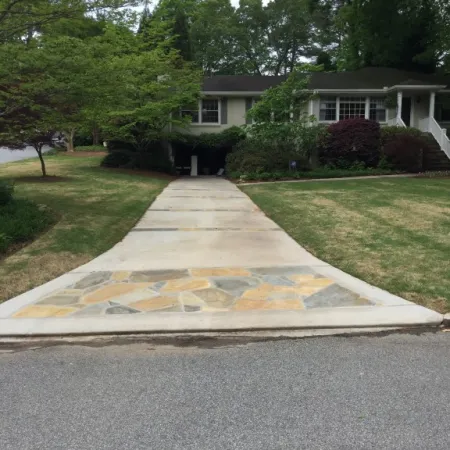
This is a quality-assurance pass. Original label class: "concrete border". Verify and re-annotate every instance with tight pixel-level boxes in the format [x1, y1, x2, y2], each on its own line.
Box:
[0, 305, 443, 337]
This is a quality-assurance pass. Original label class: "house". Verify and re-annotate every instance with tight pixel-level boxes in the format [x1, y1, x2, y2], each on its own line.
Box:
[176, 67, 450, 175]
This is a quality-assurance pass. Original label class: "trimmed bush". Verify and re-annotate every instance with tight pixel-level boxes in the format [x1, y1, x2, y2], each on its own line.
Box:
[0, 199, 55, 254]
[382, 135, 426, 173]
[0, 181, 14, 206]
[320, 118, 381, 167]
[100, 150, 133, 168]
[226, 139, 307, 174]
[380, 127, 431, 172]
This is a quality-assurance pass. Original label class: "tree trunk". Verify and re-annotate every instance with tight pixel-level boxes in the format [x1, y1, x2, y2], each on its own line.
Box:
[65, 128, 75, 152]
[35, 145, 47, 177]
[92, 125, 100, 146]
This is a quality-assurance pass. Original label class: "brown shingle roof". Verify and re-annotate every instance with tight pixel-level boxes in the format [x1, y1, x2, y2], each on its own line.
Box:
[202, 68, 450, 92]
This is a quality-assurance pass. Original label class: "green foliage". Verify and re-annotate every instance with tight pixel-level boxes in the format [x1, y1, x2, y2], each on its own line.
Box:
[0, 199, 55, 255]
[0, 180, 14, 206]
[177, 126, 246, 150]
[336, 0, 440, 72]
[101, 141, 174, 174]
[246, 65, 322, 161]
[75, 145, 106, 152]
[226, 139, 307, 174]
[101, 150, 133, 168]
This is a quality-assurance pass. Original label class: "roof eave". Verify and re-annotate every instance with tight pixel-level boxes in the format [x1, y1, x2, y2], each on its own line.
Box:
[387, 85, 447, 92]
[202, 90, 265, 96]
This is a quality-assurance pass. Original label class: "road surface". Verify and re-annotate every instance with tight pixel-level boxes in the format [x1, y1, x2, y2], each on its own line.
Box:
[0, 145, 51, 165]
[0, 332, 449, 450]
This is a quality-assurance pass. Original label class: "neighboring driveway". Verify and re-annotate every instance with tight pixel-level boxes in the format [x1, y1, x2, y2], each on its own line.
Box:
[0, 177, 443, 336]
[0, 145, 51, 164]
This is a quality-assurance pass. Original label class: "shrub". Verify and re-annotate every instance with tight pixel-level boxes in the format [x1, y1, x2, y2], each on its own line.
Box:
[0, 199, 55, 254]
[75, 145, 106, 152]
[380, 126, 423, 148]
[226, 139, 306, 174]
[100, 150, 133, 168]
[382, 134, 426, 172]
[0, 181, 14, 206]
[320, 118, 381, 167]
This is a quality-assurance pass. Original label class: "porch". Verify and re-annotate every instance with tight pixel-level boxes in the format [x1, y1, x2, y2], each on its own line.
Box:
[387, 89, 450, 160]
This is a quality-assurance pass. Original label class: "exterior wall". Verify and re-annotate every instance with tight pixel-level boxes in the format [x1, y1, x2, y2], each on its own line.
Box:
[179, 97, 247, 135]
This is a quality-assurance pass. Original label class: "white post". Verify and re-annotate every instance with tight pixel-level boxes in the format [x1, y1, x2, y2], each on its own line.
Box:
[336, 97, 340, 121]
[429, 91, 436, 132]
[365, 96, 370, 119]
[397, 91, 403, 125]
[190, 155, 198, 177]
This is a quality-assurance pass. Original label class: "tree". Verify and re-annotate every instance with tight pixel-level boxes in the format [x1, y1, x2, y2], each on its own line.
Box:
[335, 0, 441, 73]
[246, 64, 323, 162]
[102, 27, 202, 153]
[190, 0, 240, 74]
[0, 0, 137, 42]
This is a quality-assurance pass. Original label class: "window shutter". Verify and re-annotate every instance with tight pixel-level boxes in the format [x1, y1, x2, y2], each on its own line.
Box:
[245, 97, 253, 124]
[221, 98, 228, 124]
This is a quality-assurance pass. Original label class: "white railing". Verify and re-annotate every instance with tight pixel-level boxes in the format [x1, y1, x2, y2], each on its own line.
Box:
[387, 117, 406, 127]
[430, 117, 450, 159]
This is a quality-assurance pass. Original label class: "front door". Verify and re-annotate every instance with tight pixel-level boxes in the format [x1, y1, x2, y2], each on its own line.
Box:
[402, 97, 412, 126]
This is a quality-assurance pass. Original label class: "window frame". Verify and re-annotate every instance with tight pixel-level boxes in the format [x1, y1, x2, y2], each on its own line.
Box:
[318, 95, 387, 123]
[181, 98, 221, 126]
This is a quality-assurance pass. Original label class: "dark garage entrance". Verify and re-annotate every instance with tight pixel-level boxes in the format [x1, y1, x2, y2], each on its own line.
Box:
[173, 142, 230, 176]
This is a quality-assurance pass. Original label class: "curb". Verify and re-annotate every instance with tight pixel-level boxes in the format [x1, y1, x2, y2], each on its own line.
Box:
[0, 305, 443, 338]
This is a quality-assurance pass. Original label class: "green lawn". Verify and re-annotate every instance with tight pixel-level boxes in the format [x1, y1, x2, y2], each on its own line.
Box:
[0, 155, 170, 303]
[242, 177, 450, 313]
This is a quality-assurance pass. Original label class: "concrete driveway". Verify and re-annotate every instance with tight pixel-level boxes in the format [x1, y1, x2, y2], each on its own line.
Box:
[0, 177, 443, 336]
[0, 145, 51, 164]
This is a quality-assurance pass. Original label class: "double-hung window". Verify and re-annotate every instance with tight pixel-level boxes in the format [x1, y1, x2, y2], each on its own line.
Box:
[369, 97, 386, 121]
[319, 96, 337, 121]
[181, 99, 220, 125]
[201, 99, 219, 123]
[339, 96, 366, 120]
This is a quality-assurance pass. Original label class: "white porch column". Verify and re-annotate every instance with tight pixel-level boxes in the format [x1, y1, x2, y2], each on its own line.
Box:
[397, 91, 403, 123]
[429, 91, 436, 131]
[364, 96, 370, 119]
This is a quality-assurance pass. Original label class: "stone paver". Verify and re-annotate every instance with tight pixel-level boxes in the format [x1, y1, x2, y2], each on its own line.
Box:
[9, 266, 376, 317]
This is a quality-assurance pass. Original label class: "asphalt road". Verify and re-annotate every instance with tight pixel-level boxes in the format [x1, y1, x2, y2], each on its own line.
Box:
[0, 145, 51, 164]
[0, 332, 449, 450]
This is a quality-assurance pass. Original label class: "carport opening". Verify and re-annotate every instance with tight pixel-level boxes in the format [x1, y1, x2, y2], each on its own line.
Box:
[173, 142, 230, 176]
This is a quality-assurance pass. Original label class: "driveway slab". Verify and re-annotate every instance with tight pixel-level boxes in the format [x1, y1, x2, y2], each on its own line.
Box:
[0, 176, 443, 336]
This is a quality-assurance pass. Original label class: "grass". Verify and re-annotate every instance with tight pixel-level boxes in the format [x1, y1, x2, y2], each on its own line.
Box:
[0, 155, 170, 303]
[242, 177, 450, 313]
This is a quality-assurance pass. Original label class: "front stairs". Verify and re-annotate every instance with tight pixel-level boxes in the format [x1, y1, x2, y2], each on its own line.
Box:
[421, 133, 450, 171]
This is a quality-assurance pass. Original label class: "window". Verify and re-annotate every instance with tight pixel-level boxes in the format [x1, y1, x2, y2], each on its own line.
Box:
[181, 105, 199, 123]
[201, 99, 219, 123]
[370, 97, 386, 122]
[339, 96, 366, 120]
[181, 99, 220, 124]
[319, 96, 337, 121]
